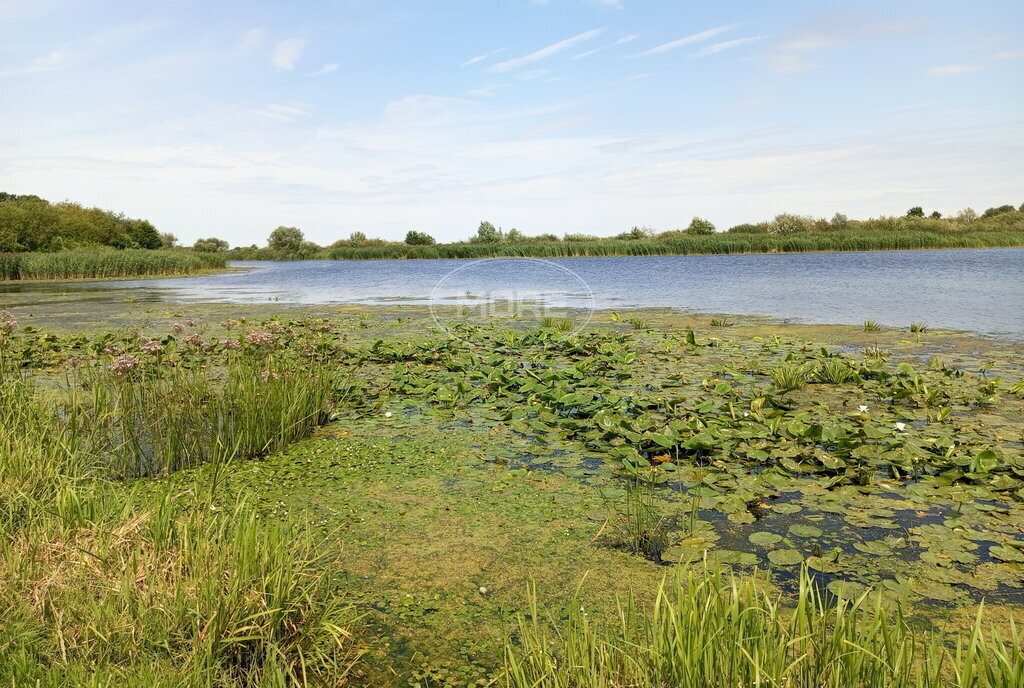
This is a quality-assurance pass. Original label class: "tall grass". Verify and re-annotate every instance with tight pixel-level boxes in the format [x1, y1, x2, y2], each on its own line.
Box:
[0, 352, 358, 685]
[0, 249, 226, 281]
[505, 567, 1023, 688]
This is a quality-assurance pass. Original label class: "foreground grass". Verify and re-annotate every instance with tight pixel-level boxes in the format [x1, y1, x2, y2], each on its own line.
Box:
[0, 249, 226, 281]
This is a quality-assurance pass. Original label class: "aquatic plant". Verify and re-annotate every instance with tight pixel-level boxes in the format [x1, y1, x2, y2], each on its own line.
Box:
[863, 320, 883, 332]
[910, 322, 929, 333]
[708, 317, 733, 327]
[767, 362, 811, 392]
[0, 249, 226, 281]
[813, 357, 855, 384]
[605, 478, 669, 561]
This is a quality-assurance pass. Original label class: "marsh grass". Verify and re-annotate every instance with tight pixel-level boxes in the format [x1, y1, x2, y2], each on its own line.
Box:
[0, 353, 359, 686]
[605, 478, 669, 561]
[863, 320, 883, 332]
[505, 567, 1023, 688]
[708, 317, 733, 327]
[88, 359, 335, 478]
[0, 249, 226, 281]
[911, 322, 929, 333]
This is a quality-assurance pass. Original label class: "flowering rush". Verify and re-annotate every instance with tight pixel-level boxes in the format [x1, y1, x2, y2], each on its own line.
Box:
[140, 339, 163, 355]
[245, 331, 276, 347]
[109, 354, 141, 376]
[0, 309, 17, 334]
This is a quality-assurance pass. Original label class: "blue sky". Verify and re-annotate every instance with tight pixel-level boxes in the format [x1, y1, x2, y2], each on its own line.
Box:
[1, 0, 1022, 246]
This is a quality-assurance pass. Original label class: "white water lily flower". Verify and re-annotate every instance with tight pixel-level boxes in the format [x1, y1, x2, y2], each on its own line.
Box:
[384, 411, 393, 418]
[858, 405, 869, 413]
[479, 586, 488, 595]
[894, 422, 907, 432]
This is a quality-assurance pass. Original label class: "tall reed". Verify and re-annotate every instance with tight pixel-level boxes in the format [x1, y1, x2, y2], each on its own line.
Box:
[0, 249, 226, 281]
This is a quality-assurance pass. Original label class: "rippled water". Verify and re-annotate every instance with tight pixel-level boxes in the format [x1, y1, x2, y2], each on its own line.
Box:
[4, 248, 1023, 336]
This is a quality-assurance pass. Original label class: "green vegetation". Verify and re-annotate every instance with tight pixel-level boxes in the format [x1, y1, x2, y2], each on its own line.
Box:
[0, 192, 227, 281]
[1, 303, 1022, 686]
[0, 192, 160, 251]
[0, 249, 226, 281]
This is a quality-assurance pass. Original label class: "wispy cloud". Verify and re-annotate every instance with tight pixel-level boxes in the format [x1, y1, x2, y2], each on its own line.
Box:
[991, 49, 1023, 60]
[272, 38, 307, 70]
[693, 36, 762, 58]
[491, 28, 604, 71]
[461, 47, 508, 68]
[768, 12, 915, 73]
[626, 25, 734, 58]
[571, 33, 638, 60]
[253, 103, 313, 122]
[307, 62, 339, 77]
[0, 51, 66, 78]
[926, 63, 982, 76]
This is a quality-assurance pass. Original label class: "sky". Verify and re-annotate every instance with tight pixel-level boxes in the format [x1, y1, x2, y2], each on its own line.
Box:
[1, 0, 1022, 247]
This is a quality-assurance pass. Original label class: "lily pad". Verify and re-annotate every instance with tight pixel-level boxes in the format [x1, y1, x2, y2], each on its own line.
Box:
[989, 545, 1024, 563]
[827, 580, 868, 599]
[748, 531, 783, 546]
[788, 524, 823, 538]
[767, 549, 804, 566]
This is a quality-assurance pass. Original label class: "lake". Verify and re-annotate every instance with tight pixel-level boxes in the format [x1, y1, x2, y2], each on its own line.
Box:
[4, 248, 1023, 336]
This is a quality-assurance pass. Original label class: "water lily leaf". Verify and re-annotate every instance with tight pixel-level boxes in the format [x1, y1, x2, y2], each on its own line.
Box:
[788, 524, 823, 538]
[827, 580, 868, 600]
[805, 556, 842, 573]
[748, 531, 783, 546]
[768, 549, 804, 566]
[989, 545, 1024, 563]
[712, 549, 759, 566]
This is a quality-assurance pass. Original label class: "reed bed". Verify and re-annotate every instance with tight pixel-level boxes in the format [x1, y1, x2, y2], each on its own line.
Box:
[326, 229, 1024, 260]
[506, 568, 1023, 688]
[0, 249, 226, 281]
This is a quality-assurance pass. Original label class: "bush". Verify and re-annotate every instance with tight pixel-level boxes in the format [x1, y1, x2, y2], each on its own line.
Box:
[768, 214, 812, 235]
[193, 237, 229, 253]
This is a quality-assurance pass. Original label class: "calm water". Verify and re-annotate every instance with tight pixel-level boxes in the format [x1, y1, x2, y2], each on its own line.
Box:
[5, 248, 1024, 336]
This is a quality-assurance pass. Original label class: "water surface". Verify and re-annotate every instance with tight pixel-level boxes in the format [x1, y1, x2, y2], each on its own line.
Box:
[3, 248, 1022, 336]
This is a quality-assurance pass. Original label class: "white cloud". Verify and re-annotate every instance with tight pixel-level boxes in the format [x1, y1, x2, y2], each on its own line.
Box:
[0, 51, 66, 78]
[926, 63, 982, 76]
[693, 36, 762, 58]
[307, 63, 339, 77]
[253, 103, 313, 122]
[491, 29, 604, 71]
[991, 50, 1023, 60]
[272, 38, 307, 70]
[626, 25, 735, 58]
[461, 47, 507, 67]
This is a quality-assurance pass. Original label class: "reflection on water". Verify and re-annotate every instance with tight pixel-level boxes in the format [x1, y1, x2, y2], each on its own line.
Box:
[2, 248, 1022, 336]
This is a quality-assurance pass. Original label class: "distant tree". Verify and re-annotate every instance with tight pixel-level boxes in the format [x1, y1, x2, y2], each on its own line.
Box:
[506, 228, 524, 242]
[404, 230, 436, 245]
[929, 211, 942, 220]
[906, 206, 925, 218]
[268, 226, 304, 253]
[1019, 202, 1024, 212]
[981, 204, 1016, 219]
[829, 213, 849, 229]
[158, 232, 178, 249]
[955, 208, 978, 224]
[563, 233, 600, 242]
[534, 233, 560, 242]
[686, 217, 716, 235]
[193, 237, 229, 253]
[348, 231, 367, 246]
[726, 223, 766, 234]
[768, 214, 811, 235]
[616, 226, 654, 240]
[296, 240, 321, 258]
[470, 220, 503, 244]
